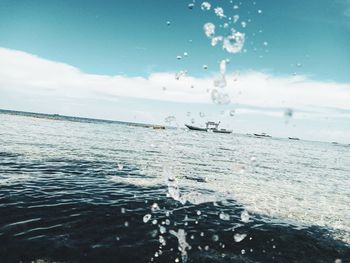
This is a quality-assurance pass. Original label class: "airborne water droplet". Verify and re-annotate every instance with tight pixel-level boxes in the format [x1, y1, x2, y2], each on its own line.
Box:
[143, 214, 152, 223]
[151, 203, 160, 212]
[219, 212, 230, 221]
[234, 233, 247, 242]
[201, 2, 211, 11]
[203, 23, 216, 38]
[241, 210, 250, 223]
[214, 7, 225, 18]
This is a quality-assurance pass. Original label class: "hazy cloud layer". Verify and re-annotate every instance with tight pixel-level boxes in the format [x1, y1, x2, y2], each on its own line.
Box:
[1, 47, 349, 116]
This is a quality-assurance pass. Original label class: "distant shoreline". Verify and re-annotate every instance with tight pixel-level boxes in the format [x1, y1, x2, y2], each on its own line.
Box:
[0, 108, 167, 130]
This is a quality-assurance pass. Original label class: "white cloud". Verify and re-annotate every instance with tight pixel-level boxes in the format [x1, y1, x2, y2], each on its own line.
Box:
[0, 47, 350, 143]
[1, 47, 349, 114]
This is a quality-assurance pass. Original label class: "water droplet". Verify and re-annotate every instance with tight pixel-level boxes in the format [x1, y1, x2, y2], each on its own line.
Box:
[176, 55, 183, 60]
[152, 219, 158, 225]
[212, 234, 219, 242]
[219, 212, 230, 221]
[241, 21, 247, 28]
[214, 7, 225, 18]
[183, 52, 188, 57]
[151, 203, 160, 212]
[175, 70, 187, 80]
[211, 89, 230, 105]
[175, 258, 179, 263]
[241, 210, 250, 223]
[165, 219, 171, 225]
[234, 233, 247, 242]
[241, 249, 246, 255]
[204, 245, 209, 251]
[211, 36, 223, 46]
[284, 108, 294, 118]
[121, 207, 126, 214]
[124, 221, 129, 227]
[263, 41, 268, 46]
[188, 3, 195, 9]
[199, 112, 205, 118]
[159, 225, 166, 234]
[233, 5, 239, 9]
[203, 23, 215, 38]
[223, 32, 245, 53]
[196, 210, 201, 216]
[117, 164, 123, 170]
[203, 64, 208, 70]
[233, 15, 239, 23]
[201, 2, 211, 11]
[166, 21, 171, 26]
[258, 9, 262, 14]
[143, 214, 152, 223]
[229, 109, 235, 117]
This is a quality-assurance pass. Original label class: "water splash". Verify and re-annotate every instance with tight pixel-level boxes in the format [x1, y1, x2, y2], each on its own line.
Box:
[143, 214, 152, 223]
[234, 233, 247, 242]
[214, 7, 226, 18]
[169, 229, 190, 263]
[203, 23, 215, 38]
[223, 32, 245, 53]
[201, 2, 211, 11]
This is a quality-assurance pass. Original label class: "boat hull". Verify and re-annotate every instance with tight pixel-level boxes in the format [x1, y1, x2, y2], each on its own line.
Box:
[185, 124, 207, 132]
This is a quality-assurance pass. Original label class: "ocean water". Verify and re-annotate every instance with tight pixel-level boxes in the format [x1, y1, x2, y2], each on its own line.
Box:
[0, 113, 349, 263]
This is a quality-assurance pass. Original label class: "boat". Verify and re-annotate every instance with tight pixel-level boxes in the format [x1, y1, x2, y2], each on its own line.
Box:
[288, 137, 300, 140]
[254, 133, 271, 138]
[185, 121, 232, 134]
[185, 124, 207, 131]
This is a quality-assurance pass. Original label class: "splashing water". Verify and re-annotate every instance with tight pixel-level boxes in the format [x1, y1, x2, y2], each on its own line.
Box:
[143, 214, 152, 223]
[201, 2, 211, 11]
[169, 229, 190, 263]
[219, 212, 230, 221]
[175, 70, 187, 80]
[223, 32, 245, 54]
[203, 22, 215, 38]
[214, 7, 226, 18]
[241, 210, 250, 223]
[234, 233, 248, 243]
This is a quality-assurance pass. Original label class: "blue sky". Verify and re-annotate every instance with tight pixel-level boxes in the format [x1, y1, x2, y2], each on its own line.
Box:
[1, 0, 350, 81]
[0, 0, 349, 142]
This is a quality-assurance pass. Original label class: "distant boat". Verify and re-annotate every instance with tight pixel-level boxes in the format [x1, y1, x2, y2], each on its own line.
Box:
[185, 121, 232, 134]
[288, 137, 300, 140]
[153, 125, 165, 130]
[254, 133, 271, 138]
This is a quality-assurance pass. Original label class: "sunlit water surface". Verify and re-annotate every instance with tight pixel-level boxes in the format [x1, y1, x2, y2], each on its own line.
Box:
[0, 113, 349, 262]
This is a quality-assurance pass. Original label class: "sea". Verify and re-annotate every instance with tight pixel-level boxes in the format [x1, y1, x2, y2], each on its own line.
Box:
[0, 111, 349, 263]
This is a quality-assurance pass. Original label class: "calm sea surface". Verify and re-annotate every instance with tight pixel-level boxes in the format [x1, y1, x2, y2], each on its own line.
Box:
[0, 113, 349, 262]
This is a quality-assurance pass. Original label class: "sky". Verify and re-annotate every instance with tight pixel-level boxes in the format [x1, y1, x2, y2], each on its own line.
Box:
[0, 0, 350, 143]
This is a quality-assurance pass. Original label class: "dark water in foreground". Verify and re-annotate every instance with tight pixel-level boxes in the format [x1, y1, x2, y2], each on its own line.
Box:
[0, 113, 349, 262]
